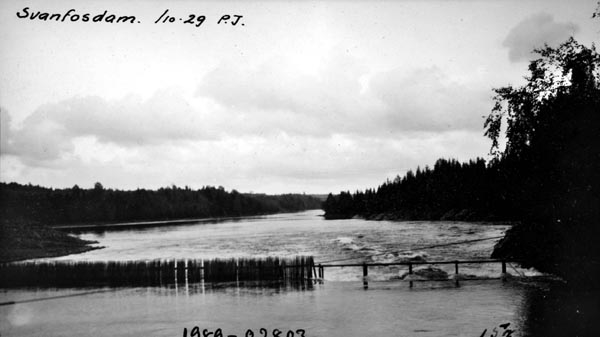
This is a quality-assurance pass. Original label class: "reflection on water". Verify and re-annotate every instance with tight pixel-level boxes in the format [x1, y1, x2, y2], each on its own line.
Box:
[2, 280, 527, 337]
[165, 280, 317, 296]
[3, 273, 598, 336]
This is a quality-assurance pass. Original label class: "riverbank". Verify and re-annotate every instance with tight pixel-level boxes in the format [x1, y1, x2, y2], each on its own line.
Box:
[0, 220, 102, 263]
[50, 213, 272, 231]
[325, 209, 510, 223]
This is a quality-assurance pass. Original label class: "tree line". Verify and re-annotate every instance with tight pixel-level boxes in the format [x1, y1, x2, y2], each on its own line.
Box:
[0, 182, 323, 225]
[323, 157, 518, 221]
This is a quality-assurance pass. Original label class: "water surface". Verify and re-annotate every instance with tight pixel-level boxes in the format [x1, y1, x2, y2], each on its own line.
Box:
[52, 210, 520, 280]
[1, 210, 556, 337]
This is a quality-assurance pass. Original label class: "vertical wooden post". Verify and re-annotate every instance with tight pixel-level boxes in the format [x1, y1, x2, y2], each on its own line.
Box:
[174, 260, 179, 292]
[502, 261, 507, 273]
[159, 260, 163, 287]
[454, 261, 460, 287]
[235, 259, 239, 286]
[363, 262, 368, 289]
[320, 264, 324, 280]
[259, 261, 263, 282]
[408, 263, 413, 288]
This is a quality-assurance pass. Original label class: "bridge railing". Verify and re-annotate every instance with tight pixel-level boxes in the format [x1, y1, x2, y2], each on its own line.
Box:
[313, 259, 510, 288]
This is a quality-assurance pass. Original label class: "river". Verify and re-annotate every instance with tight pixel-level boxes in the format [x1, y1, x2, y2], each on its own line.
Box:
[0, 210, 591, 336]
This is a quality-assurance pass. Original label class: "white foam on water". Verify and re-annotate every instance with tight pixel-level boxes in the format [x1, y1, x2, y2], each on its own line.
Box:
[398, 251, 429, 261]
[333, 236, 354, 244]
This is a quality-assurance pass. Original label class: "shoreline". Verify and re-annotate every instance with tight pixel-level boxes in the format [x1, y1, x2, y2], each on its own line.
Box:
[2, 245, 103, 263]
[0, 221, 104, 263]
[325, 211, 517, 226]
[50, 213, 275, 231]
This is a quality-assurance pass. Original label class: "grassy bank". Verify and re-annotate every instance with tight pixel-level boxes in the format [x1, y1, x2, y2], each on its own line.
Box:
[0, 220, 102, 263]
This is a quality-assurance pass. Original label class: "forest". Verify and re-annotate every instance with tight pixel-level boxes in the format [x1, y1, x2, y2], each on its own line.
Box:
[0, 182, 323, 226]
[323, 157, 517, 221]
[324, 38, 600, 288]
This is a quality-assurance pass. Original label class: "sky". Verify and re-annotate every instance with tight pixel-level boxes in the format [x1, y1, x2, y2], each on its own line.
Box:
[1, 0, 598, 194]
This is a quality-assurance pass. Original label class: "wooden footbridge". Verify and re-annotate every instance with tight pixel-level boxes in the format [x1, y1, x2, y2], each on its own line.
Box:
[316, 259, 511, 288]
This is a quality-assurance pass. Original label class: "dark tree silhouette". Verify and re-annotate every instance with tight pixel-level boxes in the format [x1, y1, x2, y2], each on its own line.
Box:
[0, 183, 323, 226]
[323, 158, 511, 221]
[485, 38, 600, 288]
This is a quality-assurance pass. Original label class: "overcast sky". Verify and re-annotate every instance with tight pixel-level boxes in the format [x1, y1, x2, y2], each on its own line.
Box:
[1, 0, 598, 194]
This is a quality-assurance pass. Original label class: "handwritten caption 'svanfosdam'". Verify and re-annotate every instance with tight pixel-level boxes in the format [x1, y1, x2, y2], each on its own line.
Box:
[16, 7, 244, 27]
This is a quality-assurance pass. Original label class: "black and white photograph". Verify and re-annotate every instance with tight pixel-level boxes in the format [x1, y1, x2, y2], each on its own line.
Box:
[1, 0, 599, 336]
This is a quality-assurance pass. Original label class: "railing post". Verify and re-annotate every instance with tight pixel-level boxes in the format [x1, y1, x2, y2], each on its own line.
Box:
[454, 261, 459, 287]
[501, 261, 507, 282]
[408, 263, 413, 288]
[363, 262, 368, 289]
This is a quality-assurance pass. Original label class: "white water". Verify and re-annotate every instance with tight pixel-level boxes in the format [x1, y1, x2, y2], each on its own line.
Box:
[1, 210, 542, 337]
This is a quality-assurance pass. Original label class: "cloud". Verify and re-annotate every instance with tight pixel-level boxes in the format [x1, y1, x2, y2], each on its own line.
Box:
[0, 130, 490, 194]
[503, 13, 579, 62]
[0, 106, 14, 155]
[196, 54, 490, 137]
[367, 67, 490, 132]
[3, 90, 215, 165]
